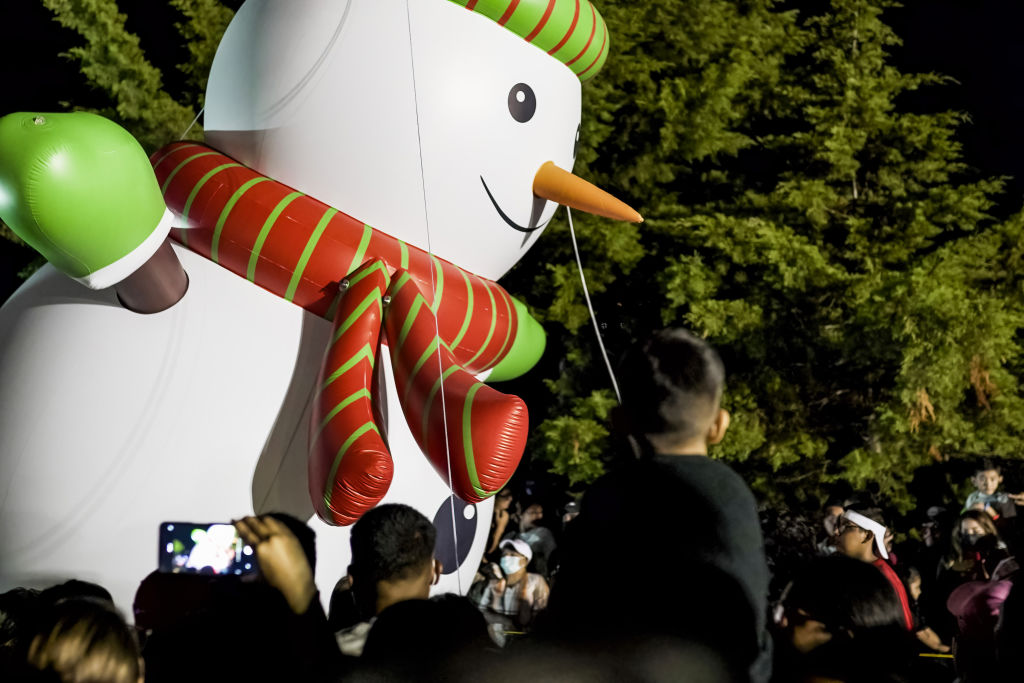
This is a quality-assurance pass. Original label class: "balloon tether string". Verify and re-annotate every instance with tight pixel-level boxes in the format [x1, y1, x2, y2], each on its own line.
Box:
[404, 0, 461, 594]
[179, 107, 204, 140]
[566, 207, 622, 404]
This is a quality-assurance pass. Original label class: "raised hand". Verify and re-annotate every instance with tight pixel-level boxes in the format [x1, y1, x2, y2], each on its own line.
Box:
[234, 515, 316, 614]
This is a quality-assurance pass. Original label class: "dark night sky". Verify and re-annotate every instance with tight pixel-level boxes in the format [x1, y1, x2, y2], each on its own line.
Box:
[889, 1, 1024, 213]
[2, 1, 1024, 300]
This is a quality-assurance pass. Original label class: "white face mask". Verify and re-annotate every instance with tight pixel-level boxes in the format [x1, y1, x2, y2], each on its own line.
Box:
[500, 555, 524, 575]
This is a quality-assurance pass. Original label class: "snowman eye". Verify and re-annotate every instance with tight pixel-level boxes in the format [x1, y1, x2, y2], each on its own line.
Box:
[508, 83, 536, 123]
[573, 124, 581, 158]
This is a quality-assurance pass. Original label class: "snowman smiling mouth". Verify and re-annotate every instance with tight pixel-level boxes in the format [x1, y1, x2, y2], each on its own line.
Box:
[479, 176, 550, 233]
[482, 161, 644, 236]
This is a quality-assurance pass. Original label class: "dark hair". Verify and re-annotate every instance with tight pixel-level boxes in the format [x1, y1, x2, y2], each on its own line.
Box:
[849, 507, 886, 527]
[617, 328, 725, 443]
[1, 587, 42, 674]
[759, 508, 819, 605]
[38, 581, 113, 608]
[975, 458, 1001, 475]
[785, 555, 905, 633]
[840, 508, 892, 565]
[362, 594, 492, 674]
[25, 598, 140, 683]
[949, 510, 1007, 577]
[350, 504, 436, 584]
[782, 555, 913, 680]
[950, 509, 1001, 561]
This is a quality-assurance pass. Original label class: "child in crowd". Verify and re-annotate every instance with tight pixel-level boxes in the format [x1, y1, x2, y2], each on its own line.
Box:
[962, 459, 1023, 522]
[546, 328, 771, 683]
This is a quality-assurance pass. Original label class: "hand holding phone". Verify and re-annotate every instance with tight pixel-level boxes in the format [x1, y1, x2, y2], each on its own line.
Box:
[158, 522, 257, 576]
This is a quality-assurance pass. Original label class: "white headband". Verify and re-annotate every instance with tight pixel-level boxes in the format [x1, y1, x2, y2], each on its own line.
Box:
[842, 510, 889, 560]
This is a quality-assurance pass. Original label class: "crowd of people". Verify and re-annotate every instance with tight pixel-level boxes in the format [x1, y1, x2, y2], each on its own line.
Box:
[1, 328, 1021, 682]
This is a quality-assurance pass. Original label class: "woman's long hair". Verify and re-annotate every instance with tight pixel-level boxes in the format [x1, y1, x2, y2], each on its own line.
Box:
[948, 509, 1003, 574]
[25, 597, 140, 683]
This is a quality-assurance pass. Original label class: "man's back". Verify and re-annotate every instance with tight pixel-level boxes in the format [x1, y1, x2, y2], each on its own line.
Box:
[545, 452, 770, 682]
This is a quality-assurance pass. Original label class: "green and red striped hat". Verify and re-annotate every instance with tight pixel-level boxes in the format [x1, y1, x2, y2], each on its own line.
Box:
[450, 0, 609, 82]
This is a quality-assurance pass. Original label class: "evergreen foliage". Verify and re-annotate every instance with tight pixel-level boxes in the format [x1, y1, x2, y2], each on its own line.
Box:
[39, 0, 206, 150]
[170, 0, 235, 109]
[505, 0, 1024, 511]
[0, 0, 234, 275]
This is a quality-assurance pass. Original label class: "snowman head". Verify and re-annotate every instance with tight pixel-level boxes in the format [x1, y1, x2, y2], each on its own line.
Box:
[204, 0, 630, 281]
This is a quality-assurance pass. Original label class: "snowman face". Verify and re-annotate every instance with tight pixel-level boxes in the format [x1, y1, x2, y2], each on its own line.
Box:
[204, 0, 582, 281]
[408, 0, 582, 278]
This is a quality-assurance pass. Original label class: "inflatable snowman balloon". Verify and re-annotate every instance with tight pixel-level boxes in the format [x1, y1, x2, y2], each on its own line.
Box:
[0, 0, 638, 611]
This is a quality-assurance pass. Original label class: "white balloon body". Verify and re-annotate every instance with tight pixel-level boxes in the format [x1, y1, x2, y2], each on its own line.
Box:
[204, 0, 582, 281]
[0, 0, 583, 611]
[0, 247, 491, 610]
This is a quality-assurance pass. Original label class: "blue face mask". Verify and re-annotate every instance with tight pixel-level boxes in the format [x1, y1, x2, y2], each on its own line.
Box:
[500, 556, 524, 575]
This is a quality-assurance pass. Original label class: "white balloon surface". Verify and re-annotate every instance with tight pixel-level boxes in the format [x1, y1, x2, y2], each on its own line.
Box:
[0, 0, 583, 611]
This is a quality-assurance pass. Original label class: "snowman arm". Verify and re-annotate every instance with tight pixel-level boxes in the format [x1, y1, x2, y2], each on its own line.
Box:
[383, 270, 527, 502]
[0, 113, 186, 311]
[308, 259, 394, 526]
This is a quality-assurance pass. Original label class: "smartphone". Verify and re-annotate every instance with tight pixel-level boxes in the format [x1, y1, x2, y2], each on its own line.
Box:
[158, 522, 257, 575]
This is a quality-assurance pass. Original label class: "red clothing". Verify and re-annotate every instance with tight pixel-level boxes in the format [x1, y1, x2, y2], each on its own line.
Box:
[873, 558, 914, 630]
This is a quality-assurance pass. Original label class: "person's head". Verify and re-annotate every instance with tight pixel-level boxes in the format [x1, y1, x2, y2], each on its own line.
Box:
[25, 597, 141, 683]
[951, 509, 1003, 572]
[498, 538, 532, 578]
[834, 509, 888, 563]
[906, 566, 922, 602]
[973, 459, 1003, 496]
[776, 556, 913, 681]
[822, 502, 845, 537]
[779, 555, 906, 654]
[960, 509, 998, 542]
[1, 587, 40, 646]
[615, 328, 729, 454]
[361, 594, 492, 678]
[38, 581, 113, 608]
[349, 504, 440, 614]
[495, 488, 514, 512]
[519, 501, 544, 531]
[562, 501, 580, 525]
[921, 505, 951, 548]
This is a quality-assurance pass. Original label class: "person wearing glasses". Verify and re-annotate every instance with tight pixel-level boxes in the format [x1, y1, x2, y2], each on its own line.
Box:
[833, 508, 914, 632]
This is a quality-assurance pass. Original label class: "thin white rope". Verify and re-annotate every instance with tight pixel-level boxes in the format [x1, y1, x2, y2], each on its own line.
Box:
[179, 106, 204, 140]
[404, 0, 462, 594]
[566, 207, 622, 404]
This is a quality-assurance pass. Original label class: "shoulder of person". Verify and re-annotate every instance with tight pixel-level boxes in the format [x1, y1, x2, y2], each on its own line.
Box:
[654, 455, 759, 507]
[335, 620, 373, 657]
[527, 573, 549, 592]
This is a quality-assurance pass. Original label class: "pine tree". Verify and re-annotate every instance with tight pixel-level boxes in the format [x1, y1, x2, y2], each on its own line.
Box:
[510, 0, 1024, 511]
[503, 0, 803, 486]
[170, 0, 235, 110]
[41, 0, 199, 150]
[0, 0, 235, 282]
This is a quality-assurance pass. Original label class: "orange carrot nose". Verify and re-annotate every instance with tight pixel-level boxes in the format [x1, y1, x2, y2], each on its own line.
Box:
[532, 161, 643, 223]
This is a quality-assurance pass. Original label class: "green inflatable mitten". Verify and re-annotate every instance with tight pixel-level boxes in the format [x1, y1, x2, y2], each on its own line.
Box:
[0, 112, 172, 288]
[486, 296, 546, 382]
